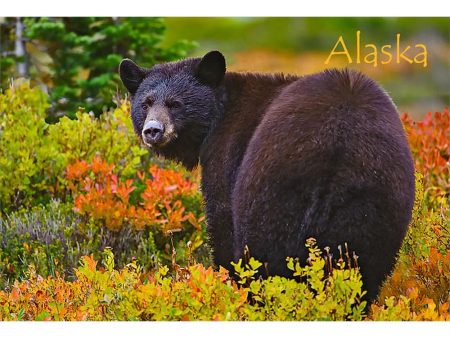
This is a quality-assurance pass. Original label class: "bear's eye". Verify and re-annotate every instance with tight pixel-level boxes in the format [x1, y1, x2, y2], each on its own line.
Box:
[166, 100, 183, 110]
[141, 98, 154, 110]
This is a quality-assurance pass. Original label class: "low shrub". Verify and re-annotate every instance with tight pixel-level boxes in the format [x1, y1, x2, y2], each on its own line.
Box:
[0, 199, 210, 289]
[66, 157, 204, 233]
[66, 156, 208, 266]
[1, 239, 446, 321]
[47, 99, 148, 180]
[0, 200, 79, 288]
[369, 296, 450, 321]
[0, 240, 368, 321]
[0, 79, 60, 210]
[0, 80, 147, 212]
[377, 174, 450, 315]
[235, 238, 367, 321]
[401, 108, 449, 205]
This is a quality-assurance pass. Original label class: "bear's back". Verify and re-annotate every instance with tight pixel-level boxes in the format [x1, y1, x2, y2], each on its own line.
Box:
[248, 68, 413, 188]
[237, 68, 415, 218]
[231, 69, 415, 301]
[262, 69, 403, 141]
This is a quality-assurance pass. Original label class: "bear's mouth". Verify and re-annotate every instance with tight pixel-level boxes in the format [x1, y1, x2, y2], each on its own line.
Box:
[142, 131, 177, 149]
[141, 120, 177, 148]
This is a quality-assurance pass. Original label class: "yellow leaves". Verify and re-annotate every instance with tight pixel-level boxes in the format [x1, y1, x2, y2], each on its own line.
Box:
[158, 266, 169, 278]
[370, 296, 450, 321]
[407, 287, 419, 300]
[417, 298, 439, 321]
[102, 248, 115, 273]
[235, 240, 368, 321]
[0, 244, 448, 321]
[48, 302, 67, 320]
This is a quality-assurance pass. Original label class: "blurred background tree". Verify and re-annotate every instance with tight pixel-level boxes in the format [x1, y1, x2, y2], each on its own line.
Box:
[0, 17, 195, 120]
[162, 17, 449, 118]
[1, 17, 448, 119]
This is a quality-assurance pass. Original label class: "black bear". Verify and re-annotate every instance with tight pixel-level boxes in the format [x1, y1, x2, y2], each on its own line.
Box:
[119, 51, 415, 302]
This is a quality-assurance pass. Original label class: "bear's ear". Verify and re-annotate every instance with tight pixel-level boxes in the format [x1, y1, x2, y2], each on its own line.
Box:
[196, 51, 226, 87]
[119, 59, 146, 95]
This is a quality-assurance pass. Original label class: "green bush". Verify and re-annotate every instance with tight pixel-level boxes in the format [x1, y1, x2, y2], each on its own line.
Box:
[0, 82, 209, 288]
[47, 101, 147, 179]
[0, 79, 61, 210]
[0, 80, 147, 212]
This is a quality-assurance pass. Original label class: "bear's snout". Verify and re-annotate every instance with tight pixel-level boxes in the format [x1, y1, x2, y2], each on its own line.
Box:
[142, 120, 165, 145]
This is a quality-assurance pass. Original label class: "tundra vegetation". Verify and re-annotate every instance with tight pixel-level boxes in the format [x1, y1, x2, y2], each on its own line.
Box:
[0, 17, 448, 321]
[0, 82, 448, 320]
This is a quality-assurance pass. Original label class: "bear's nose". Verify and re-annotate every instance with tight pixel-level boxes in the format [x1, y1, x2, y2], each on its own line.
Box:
[143, 120, 165, 143]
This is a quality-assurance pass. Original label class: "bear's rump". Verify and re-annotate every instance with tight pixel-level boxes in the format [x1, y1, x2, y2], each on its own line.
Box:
[230, 71, 414, 300]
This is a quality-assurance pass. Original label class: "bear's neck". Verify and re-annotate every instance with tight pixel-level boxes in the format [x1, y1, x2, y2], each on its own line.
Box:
[223, 71, 299, 102]
[199, 71, 300, 168]
[161, 71, 299, 170]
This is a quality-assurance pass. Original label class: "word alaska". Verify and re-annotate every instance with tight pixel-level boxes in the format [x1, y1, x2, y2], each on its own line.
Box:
[325, 30, 428, 67]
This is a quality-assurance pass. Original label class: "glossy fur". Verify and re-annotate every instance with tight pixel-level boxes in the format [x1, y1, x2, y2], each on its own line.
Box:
[119, 52, 415, 302]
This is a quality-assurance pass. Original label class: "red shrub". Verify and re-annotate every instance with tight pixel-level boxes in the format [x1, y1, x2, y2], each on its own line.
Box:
[401, 108, 450, 201]
[66, 157, 202, 232]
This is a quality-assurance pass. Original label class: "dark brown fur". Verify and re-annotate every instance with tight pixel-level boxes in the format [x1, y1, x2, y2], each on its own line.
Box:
[120, 52, 415, 302]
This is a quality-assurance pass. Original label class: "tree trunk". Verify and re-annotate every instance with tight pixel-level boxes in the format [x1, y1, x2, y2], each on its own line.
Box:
[15, 17, 28, 77]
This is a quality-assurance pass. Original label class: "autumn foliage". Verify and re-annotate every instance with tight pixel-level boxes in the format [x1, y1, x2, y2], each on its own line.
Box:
[66, 157, 203, 233]
[0, 82, 449, 321]
[373, 174, 450, 320]
[401, 108, 450, 202]
[0, 238, 447, 321]
[370, 109, 450, 320]
[0, 241, 368, 321]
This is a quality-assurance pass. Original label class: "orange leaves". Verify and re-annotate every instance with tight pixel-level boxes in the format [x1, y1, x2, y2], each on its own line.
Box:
[0, 254, 245, 321]
[159, 200, 189, 234]
[82, 255, 98, 272]
[387, 247, 450, 306]
[66, 157, 202, 233]
[114, 178, 136, 203]
[370, 296, 450, 321]
[91, 156, 114, 175]
[378, 198, 450, 319]
[401, 108, 450, 200]
[374, 110, 450, 318]
[66, 160, 89, 180]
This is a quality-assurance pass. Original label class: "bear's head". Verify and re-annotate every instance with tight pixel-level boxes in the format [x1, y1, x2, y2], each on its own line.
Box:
[119, 51, 226, 169]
